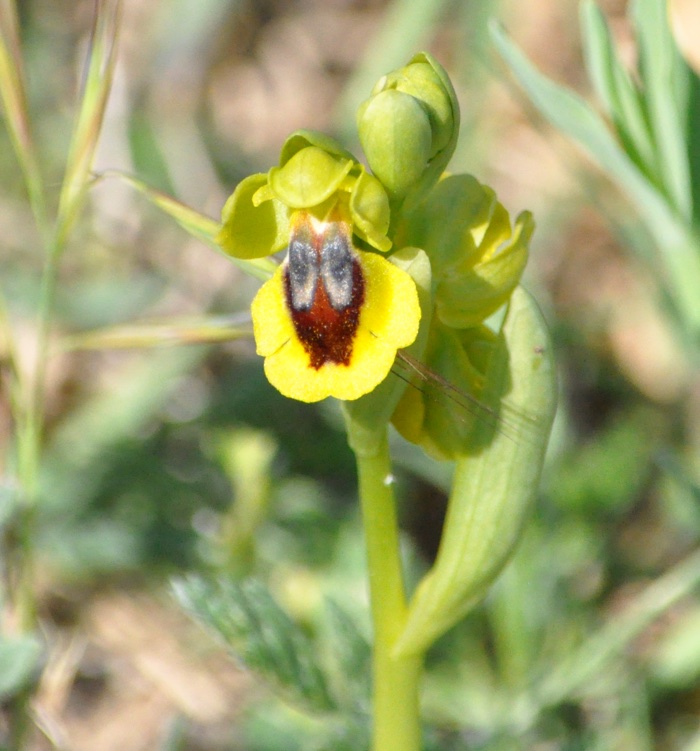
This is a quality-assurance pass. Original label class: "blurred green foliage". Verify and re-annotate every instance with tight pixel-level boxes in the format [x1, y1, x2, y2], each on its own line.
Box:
[2, 0, 700, 750]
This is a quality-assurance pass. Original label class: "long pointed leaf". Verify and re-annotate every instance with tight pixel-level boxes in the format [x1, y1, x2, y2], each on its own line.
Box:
[395, 287, 557, 655]
[632, 0, 692, 219]
[174, 576, 336, 711]
[581, 1, 656, 178]
[491, 21, 700, 336]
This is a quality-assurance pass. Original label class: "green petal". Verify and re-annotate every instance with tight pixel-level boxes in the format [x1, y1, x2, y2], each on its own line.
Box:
[349, 169, 392, 251]
[268, 146, 354, 209]
[279, 130, 356, 166]
[217, 173, 290, 259]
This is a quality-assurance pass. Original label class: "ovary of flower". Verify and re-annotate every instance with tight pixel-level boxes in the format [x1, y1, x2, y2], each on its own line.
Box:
[251, 212, 421, 403]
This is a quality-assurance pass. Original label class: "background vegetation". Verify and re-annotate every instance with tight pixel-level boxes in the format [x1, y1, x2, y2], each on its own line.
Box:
[2, 0, 700, 749]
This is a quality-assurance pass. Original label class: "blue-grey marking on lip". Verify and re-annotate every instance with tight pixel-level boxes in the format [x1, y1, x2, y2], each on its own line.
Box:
[287, 224, 319, 311]
[319, 223, 354, 310]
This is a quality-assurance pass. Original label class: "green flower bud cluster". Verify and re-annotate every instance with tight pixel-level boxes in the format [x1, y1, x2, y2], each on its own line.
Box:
[217, 53, 547, 463]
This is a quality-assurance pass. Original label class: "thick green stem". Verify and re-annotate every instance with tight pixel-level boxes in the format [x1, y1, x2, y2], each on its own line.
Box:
[355, 431, 424, 751]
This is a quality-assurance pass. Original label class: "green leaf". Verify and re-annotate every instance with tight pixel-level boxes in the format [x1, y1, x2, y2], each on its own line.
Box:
[490, 21, 700, 337]
[632, 0, 692, 220]
[580, 1, 656, 176]
[0, 635, 42, 700]
[174, 576, 336, 712]
[394, 287, 557, 655]
[490, 20, 665, 230]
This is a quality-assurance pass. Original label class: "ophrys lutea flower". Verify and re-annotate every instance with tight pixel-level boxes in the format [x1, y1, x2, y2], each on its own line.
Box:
[217, 135, 421, 403]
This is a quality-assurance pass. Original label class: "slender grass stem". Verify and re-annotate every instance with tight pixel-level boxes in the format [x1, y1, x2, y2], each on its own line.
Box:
[12, 238, 62, 631]
[355, 431, 424, 751]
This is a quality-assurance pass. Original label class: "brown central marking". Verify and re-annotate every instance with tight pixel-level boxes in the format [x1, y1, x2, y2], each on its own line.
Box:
[284, 221, 365, 370]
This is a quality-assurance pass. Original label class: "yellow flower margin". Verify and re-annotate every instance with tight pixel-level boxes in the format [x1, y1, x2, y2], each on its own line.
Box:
[251, 248, 421, 403]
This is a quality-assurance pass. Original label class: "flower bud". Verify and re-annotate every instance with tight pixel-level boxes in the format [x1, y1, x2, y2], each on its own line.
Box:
[357, 52, 459, 202]
[357, 89, 432, 199]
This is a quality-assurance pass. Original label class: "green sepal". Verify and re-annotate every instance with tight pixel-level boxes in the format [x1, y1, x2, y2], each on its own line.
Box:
[399, 52, 460, 206]
[436, 209, 532, 328]
[402, 174, 532, 328]
[349, 168, 392, 252]
[217, 173, 290, 259]
[343, 247, 431, 458]
[394, 287, 557, 656]
[267, 146, 354, 209]
[387, 60, 455, 154]
[279, 129, 357, 167]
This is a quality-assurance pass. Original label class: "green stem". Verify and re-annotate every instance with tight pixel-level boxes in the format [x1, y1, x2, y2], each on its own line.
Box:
[8, 226, 60, 634]
[355, 430, 424, 751]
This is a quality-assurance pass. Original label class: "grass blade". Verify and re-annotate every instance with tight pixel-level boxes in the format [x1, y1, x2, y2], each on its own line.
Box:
[104, 170, 277, 281]
[61, 315, 252, 351]
[0, 0, 46, 229]
[55, 0, 121, 251]
[580, 1, 656, 178]
[632, 0, 692, 220]
[490, 20, 669, 233]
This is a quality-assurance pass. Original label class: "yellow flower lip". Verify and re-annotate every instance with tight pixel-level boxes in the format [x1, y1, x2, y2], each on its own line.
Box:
[251, 210, 421, 403]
